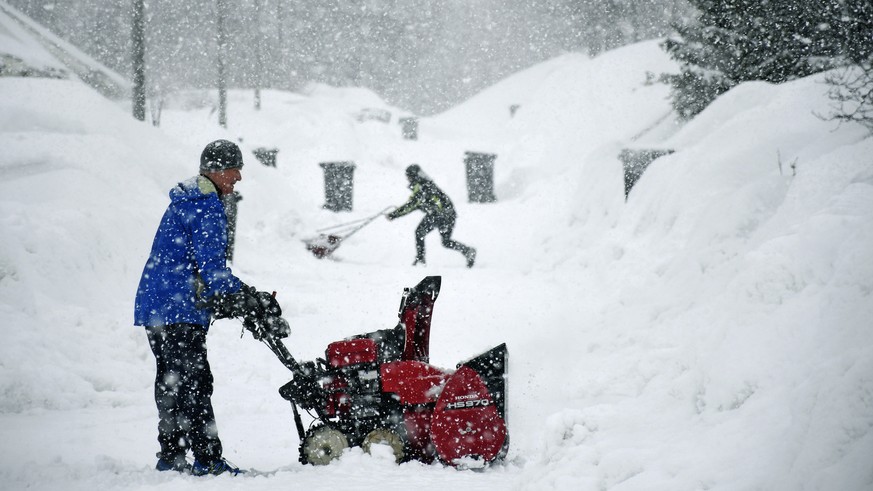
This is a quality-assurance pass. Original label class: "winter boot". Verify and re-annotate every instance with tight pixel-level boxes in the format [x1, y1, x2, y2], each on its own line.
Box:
[465, 248, 477, 268]
[192, 457, 244, 476]
[156, 455, 191, 473]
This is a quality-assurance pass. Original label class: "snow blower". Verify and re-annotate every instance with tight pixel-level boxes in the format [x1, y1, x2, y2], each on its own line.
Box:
[303, 207, 392, 259]
[251, 276, 509, 467]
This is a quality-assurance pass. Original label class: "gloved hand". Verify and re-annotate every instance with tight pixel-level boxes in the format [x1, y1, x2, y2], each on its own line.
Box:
[244, 313, 291, 340]
[251, 289, 282, 319]
[238, 287, 290, 340]
[205, 284, 260, 320]
[205, 285, 289, 339]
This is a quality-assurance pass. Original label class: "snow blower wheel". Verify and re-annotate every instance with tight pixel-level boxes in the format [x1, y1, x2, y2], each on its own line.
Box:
[362, 428, 406, 463]
[301, 426, 349, 465]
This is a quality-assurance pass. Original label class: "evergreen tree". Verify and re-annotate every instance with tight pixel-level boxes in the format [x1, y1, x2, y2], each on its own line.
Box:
[835, 0, 873, 66]
[662, 0, 845, 119]
[824, 1, 873, 134]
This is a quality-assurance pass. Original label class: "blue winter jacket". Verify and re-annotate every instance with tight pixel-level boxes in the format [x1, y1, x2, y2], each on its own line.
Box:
[134, 176, 242, 328]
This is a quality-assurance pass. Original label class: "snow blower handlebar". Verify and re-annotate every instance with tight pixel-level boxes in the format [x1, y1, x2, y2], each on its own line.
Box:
[249, 313, 317, 440]
[259, 334, 314, 440]
[260, 332, 301, 373]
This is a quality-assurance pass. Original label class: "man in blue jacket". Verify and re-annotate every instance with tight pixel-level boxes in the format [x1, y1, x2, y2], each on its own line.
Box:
[135, 140, 279, 476]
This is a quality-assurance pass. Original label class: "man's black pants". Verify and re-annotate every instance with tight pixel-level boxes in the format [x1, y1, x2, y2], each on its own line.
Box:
[146, 324, 222, 464]
[415, 214, 473, 263]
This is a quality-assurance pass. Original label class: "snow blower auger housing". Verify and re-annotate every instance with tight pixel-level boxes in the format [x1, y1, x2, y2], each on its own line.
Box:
[257, 276, 508, 468]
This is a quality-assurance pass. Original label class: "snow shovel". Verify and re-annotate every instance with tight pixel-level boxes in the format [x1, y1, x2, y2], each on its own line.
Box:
[303, 207, 392, 259]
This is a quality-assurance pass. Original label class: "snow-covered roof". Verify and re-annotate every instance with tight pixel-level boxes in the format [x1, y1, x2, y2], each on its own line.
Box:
[0, 1, 130, 99]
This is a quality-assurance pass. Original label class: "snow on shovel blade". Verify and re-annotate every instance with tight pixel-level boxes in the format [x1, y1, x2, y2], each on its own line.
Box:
[304, 234, 342, 258]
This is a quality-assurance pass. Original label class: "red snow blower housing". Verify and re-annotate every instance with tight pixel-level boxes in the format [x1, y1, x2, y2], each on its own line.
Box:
[255, 276, 508, 467]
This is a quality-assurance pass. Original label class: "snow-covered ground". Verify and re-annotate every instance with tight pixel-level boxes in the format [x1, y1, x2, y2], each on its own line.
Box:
[1, 22, 872, 491]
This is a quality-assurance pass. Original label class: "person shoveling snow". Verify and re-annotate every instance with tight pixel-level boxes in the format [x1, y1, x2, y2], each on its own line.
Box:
[386, 164, 477, 267]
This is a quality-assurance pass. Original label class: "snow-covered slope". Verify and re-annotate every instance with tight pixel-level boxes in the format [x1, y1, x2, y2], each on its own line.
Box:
[1, 34, 871, 491]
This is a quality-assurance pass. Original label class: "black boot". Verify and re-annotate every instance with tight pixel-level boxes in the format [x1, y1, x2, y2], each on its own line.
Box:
[464, 248, 476, 268]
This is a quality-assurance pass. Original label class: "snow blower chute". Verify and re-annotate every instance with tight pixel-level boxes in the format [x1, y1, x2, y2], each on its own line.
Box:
[252, 276, 508, 467]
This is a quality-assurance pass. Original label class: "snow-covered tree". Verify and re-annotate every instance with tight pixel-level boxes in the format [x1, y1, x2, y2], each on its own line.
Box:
[4, 0, 689, 115]
[824, 1, 873, 135]
[662, 0, 846, 119]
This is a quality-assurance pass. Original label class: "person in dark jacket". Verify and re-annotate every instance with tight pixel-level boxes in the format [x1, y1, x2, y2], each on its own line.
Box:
[386, 164, 476, 267]
[134, 139, 276, 476]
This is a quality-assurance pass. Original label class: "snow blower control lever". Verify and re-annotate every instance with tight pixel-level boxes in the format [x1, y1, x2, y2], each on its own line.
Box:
[253, 276, 509, 468]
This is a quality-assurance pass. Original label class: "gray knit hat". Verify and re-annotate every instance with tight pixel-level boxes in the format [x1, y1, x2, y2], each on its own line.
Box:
[200, 139, 244, 172]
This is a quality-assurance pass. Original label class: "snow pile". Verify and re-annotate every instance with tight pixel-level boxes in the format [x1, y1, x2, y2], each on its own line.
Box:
[1, 30, 871, 491]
